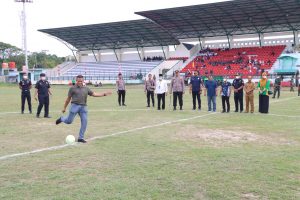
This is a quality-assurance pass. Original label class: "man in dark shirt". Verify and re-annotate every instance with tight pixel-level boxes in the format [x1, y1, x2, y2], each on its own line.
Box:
[19, 74, 32, 114]
[56, 75, 112, 143]
[204, 75, 218, 112]
[232, 73, 244, 112]
[189, 71, 202, 110]
[220, 78, 231, 113]
[35, 73, 52, 118]
[272, 75, 281, 99]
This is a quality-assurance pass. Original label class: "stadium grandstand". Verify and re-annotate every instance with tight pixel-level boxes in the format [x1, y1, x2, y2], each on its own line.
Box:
[38, 0, 300, 84]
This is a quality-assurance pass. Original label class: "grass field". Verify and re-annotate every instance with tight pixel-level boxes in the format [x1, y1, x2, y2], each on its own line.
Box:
[0, 84, 299, 200]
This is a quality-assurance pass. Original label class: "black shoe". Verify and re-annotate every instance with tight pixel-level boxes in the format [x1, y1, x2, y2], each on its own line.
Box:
[234, 110, 238, 112]
[119, 104, 121, 106]
[29, 111, 32, 114]
[21, 111, 24, 114]
[198, 107, 201, 111]
[222, 110, 226, 113]
[240, 110, 243, 113]
[192, 108, 196, 110]
[180, 107, 183, 110]
[36, 114, 40, 118]
[173, 107, 176, 111]
[158, 108, 161, 110]
[77, 139, 87, 143]
[272, 97, 275, 99]
[56, 117, 62, 125]
[122, 104, 127, 106]
[44, 116, 51, 118]
[227, 110, 230, 113]
[147, 105, 150, 108]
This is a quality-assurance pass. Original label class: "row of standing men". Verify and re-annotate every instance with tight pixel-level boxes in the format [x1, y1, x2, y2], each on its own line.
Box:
[141, 70, 272, 113]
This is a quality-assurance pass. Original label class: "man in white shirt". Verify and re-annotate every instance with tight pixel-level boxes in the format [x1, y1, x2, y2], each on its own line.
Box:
[155, 74, 168, 110]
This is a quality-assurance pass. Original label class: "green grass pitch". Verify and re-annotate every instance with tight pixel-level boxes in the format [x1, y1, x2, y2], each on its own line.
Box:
[0, 84, 299, 199]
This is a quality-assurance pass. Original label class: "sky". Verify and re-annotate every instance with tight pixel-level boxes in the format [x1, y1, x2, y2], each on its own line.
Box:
[0, 0, 228, 57]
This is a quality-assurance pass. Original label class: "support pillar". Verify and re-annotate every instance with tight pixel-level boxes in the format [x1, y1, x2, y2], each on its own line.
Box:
[227, 35, 234, 49]
[293, 30, 299, 46]
[258, 33, 265, 47]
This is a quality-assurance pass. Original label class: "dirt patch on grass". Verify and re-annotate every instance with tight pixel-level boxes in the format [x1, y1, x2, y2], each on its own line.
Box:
[174, 126, 297, 147]
[241, 193, 261, 200]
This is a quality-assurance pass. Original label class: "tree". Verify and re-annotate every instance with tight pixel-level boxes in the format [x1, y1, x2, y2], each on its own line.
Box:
[0, 41, 65, 70]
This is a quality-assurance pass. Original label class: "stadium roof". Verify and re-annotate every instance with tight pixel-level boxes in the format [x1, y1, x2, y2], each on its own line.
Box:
[38, 19, 180, 51]
[136, 0, 300, 39]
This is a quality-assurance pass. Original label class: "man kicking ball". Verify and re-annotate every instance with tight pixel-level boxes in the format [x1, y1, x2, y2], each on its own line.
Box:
[56, 75, 112, 143]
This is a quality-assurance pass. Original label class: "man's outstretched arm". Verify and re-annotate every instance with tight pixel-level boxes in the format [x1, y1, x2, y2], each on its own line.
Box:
[92, 91, 112, 97]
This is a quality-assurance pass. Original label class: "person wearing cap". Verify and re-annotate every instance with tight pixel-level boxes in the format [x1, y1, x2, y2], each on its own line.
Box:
[220, 78, 231, 113]
[170, 70, 185, 110]
[19, 73, 32, 114]
[258, 72, 271, 113]
[155, 74, 168, 110]
[189, 71, 202, 110]
[204, 75, 218, 112]
[116, 73, 126, 106]
[244, 76, 255, 113]
[35, 73, 52, 118]
[272, 75, 282, 99]
[232, 73, 244, 113]
[56, 75, 112, 143]
[144, 74, 156, 107]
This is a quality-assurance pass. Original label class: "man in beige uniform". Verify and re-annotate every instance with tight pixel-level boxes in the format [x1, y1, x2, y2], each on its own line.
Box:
[170, 70, 185, 110]
[116, 73, 126, 106]
[244, 76, 256, 113]
[144, 74, 156, 107]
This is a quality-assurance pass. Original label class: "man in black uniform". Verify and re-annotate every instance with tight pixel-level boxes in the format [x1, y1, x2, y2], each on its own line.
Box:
[232, 73, 244, 113]
[19, 74, 32, 114]
[272, 75, 281, 99]
[35, 73, 52, 118]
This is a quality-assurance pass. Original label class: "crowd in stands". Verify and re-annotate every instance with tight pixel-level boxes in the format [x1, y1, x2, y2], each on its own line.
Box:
[143, 56, 164, 62]
[181, 45, 286, 78]
[168, 57, 189, 62]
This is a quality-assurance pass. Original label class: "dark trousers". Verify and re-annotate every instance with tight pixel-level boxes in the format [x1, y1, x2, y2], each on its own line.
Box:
[147, 90, 155, 107]
[118, 90, 126, 105]
[157, 93, 165, 110]
[222, 96, 230, 112]
[21, 92, 32, 112]
[273, 87, 280, 98]
[37, 95, 49, 117]
[234, 92, 243, 111]
[259, 94, 269, 113]
[192, 91, 201, 109]
[173, 92, 183, 108]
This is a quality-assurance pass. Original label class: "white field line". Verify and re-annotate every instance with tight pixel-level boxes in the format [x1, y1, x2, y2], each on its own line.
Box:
[0, 113, 217, 161]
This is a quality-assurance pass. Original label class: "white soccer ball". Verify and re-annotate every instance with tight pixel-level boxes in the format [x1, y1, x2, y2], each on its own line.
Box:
[65, 135, 76, 145]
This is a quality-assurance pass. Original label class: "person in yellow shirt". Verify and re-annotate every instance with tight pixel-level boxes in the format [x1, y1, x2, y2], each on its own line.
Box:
[257, 72, 271, 114]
